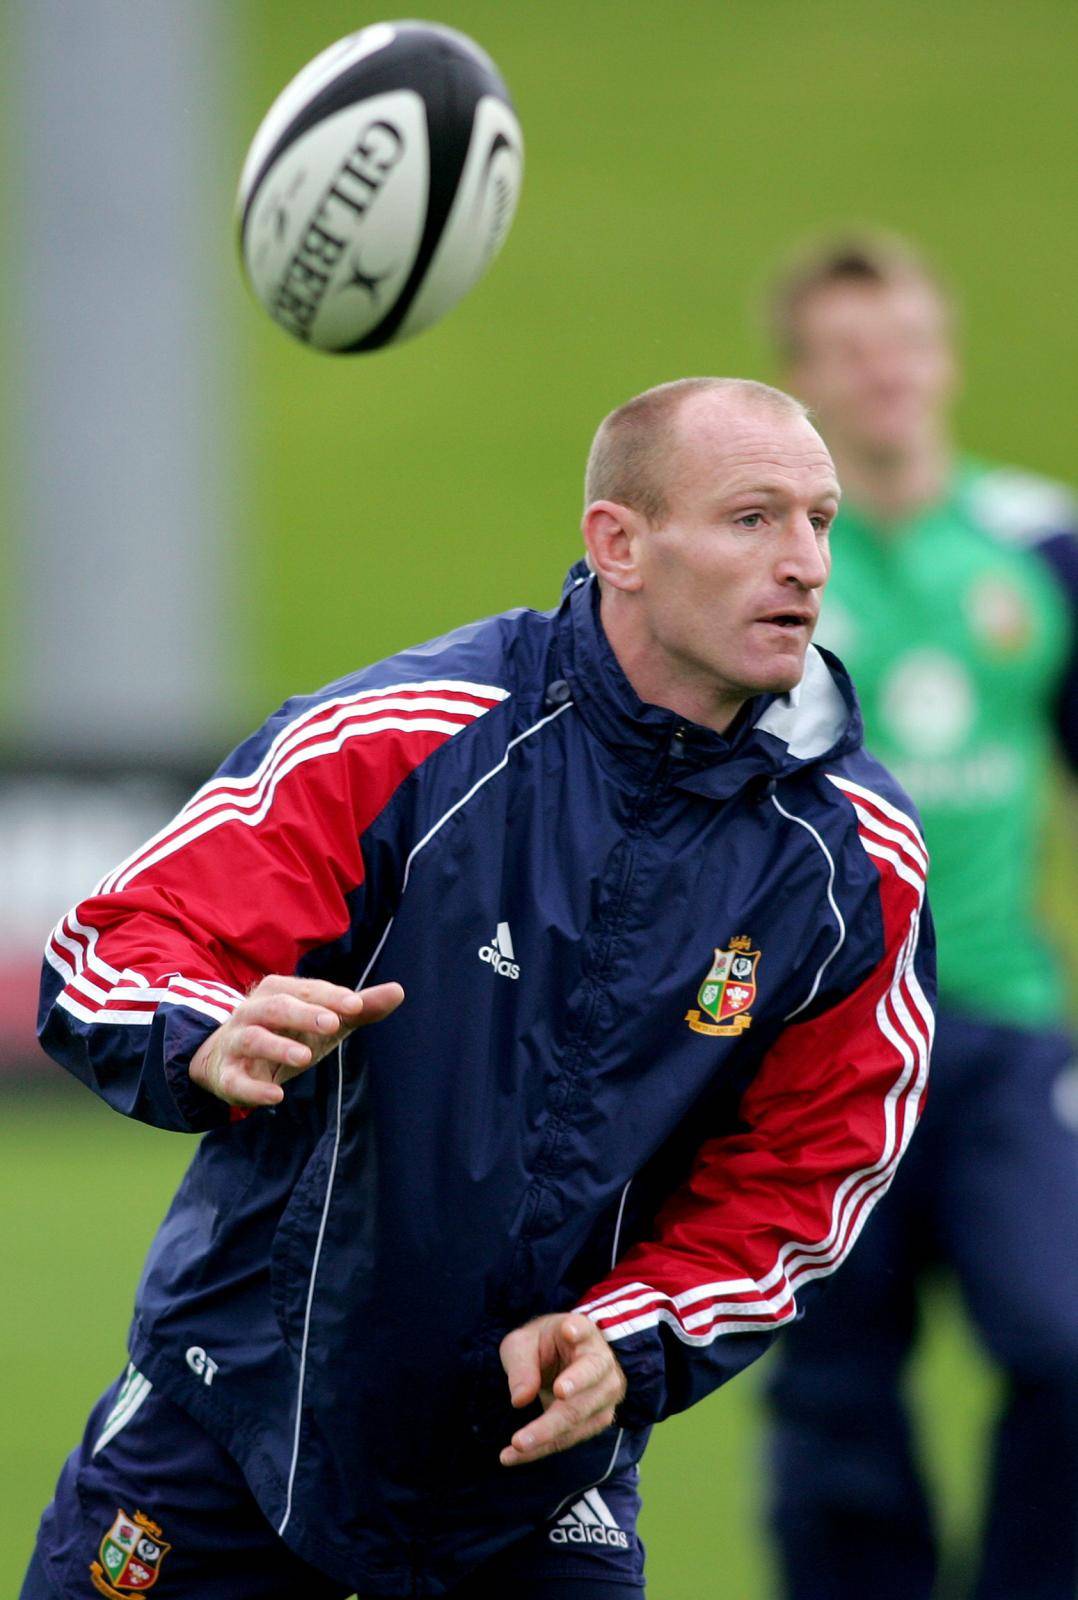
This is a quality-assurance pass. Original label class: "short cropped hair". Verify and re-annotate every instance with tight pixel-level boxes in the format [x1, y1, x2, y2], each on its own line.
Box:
[583, 376, 806, 526]
[765, 232, 954, 363]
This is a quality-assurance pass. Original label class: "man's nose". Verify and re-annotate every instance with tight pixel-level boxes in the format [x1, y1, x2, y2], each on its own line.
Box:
[777, 518, 830, 589]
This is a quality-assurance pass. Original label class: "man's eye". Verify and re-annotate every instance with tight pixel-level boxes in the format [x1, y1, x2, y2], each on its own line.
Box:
[736, 513, 763, 528]
[811, 516, 832, 534]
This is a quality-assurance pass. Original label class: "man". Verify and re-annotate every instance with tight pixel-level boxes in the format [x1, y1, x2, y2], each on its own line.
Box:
[25, 378, 933, 1600]
[763, 238, 1078, 1600]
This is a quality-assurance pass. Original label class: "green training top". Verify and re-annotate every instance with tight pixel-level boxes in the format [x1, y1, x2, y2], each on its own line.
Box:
[815, 460, 1074, 1027]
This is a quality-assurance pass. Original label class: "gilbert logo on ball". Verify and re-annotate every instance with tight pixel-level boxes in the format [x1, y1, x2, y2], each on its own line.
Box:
[236, 21, 523, 353]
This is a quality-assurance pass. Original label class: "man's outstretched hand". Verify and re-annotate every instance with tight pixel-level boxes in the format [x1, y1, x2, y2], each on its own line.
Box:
[189, 975, 404, 1108]
[498, 1312, 626, 1467]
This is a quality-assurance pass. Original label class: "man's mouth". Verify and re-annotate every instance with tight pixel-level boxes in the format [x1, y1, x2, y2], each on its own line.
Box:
[756, 609, 814, 629]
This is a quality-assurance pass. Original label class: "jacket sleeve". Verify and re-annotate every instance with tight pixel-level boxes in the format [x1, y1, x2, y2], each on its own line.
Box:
[37, 679, 506, 1132]
[577, 779, 936, 1428]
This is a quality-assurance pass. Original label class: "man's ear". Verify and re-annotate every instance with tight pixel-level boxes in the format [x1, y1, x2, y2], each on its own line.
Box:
[582, 501, 646, 592]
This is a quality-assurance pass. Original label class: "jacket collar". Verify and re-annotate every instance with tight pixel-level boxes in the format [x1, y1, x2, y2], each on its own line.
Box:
[555, 563, 863, 797]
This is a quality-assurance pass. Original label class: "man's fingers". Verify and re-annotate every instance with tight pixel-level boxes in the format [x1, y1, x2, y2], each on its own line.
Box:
[550, 1317, 625, 1405]
[256, 974, 369, 1016]
[552, 1344, 612, 1402]
[249, 981, 403, 1037]
[495, 1311, 625, 1466]
[499, 1328, 542, 1408]
[496, 1312, 625, 1466]
[499, 1400, 618, 1467]
[246, 992, 346, 1037]
[233, 1025, 313, 1069]
[190, 974, 405, 1108]
[353, 981, 406, 1025]
[212, 1058, 286, 1109]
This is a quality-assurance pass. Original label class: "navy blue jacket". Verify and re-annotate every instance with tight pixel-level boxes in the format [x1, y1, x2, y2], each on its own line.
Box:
[39, 569, 935, 1595]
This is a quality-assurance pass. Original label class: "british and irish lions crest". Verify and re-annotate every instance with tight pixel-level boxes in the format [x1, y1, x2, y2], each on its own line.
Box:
[90, 1509, 170, 1597]
[686, 935, 760, 1036]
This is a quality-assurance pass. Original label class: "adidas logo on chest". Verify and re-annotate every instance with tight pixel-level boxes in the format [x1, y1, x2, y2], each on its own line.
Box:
[477, 921, 520, 980]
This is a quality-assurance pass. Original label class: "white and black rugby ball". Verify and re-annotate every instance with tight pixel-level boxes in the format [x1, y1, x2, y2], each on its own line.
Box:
[237, 21, 523, 353]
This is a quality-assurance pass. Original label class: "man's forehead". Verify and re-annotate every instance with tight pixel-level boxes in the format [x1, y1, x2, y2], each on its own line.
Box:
[803, 276, 949, 334]
[675, 398, 838, 495]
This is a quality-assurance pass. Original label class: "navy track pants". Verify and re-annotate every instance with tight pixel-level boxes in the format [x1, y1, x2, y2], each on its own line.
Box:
[766, 1008, 1078, 1600]
[22, 1366, 645, 1599]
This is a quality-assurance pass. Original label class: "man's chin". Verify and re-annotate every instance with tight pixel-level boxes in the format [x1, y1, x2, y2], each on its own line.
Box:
[743, 644, 810, 698]
[762, 667, 806, 697]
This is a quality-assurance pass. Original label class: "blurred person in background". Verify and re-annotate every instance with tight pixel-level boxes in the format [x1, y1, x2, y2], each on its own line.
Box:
[762, 234, 1078, 1600]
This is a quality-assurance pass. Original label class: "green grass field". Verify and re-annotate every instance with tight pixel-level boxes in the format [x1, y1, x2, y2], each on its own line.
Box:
[2, 1084, 997, 1595]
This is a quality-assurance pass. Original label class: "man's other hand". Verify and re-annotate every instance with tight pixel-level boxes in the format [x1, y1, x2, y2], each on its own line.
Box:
[189, 975, 404, 1108]
[498, 1312, 626, 1467]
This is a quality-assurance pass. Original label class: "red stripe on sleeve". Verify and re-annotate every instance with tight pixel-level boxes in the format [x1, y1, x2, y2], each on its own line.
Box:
[49, 692, 499, 1027]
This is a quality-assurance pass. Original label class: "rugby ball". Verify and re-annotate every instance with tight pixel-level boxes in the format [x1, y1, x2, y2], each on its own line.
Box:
[237, 21, 523, 353]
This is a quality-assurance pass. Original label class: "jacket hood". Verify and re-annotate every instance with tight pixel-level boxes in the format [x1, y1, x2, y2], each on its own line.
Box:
[556, 562, 863, 800]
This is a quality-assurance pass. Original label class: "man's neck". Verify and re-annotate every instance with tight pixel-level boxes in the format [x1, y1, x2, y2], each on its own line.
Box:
[832, 436, 953, 524]
[598, 590, 749, 736]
